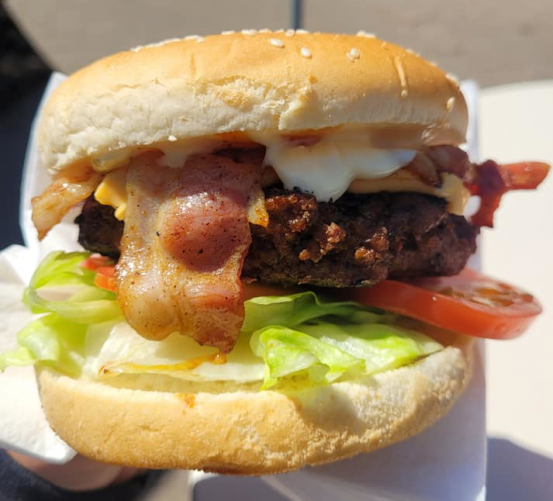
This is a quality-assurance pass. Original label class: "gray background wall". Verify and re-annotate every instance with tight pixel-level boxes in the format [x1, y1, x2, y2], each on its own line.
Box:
[6, 0, 553, 87]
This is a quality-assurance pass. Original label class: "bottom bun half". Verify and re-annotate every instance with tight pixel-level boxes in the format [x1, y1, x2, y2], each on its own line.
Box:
[36, 341, 473, 474]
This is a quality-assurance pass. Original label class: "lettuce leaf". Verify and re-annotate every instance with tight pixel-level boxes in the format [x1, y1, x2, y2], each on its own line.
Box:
[1, 251, 444, 389]
[251, 326, 364, 388]
[242, 291, 394, 332]
[22, 251, 120, 324]
[244, 293, 440, 388]
[0, 314, 86, 375]
[0, 251, 118, 373]
[251, 322, 442, 389]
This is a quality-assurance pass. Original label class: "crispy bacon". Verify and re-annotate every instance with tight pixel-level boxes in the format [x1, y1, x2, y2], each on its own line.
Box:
[465, 161, 550, 227]
[115, 152, 261, 352]
[32, 167, 102, 240]
[406, 146, 472, 187]
[405, 146, 549, 227]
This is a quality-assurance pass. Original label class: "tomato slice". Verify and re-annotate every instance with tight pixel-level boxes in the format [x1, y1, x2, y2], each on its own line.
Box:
[81, 255, 114, 271]
[94, 265, 116, 292]
[341, 268, 542, 340]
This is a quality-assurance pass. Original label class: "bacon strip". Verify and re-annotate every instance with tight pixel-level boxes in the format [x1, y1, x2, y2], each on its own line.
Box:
[405, 146, 550, 228]
[406, 146, 472, 187]
[32, 167, 102, 240]
[465, 161, 550, 227]
[115, 152, 261, 352]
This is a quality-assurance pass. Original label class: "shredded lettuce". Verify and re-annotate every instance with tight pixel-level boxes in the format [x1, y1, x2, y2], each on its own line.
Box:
[0, 314, 87, 375]
[242, 291, 394, 332]
[22, 251, 120, 324]
[0, 251, 119, 373]
[251, 322, 442, 389]
[0, 251, 444, 389]
[251, 326, 364, 388]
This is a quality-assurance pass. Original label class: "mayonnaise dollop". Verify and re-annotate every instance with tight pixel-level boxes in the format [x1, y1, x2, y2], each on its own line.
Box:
[252, 130, 416, 201]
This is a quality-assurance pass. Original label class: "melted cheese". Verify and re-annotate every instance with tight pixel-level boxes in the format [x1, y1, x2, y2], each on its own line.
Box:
[94, 168, 127, 220]
[95, 165, 469, 219]
[93, 131, 469, 218]
[349, 171, 470, 215]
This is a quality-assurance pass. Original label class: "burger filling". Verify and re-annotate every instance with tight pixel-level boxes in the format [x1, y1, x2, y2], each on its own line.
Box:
[32, 139, 508, 352]
[7, 252, 445, 389]
[3, 135, 546, 389]
[75, 143, 480, 290]
[63, 142, 481, 353]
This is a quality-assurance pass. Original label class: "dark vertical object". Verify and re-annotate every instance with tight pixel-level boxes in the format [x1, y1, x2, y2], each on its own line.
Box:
[0, 4, 51, 247]
[291, 0, 303, 29]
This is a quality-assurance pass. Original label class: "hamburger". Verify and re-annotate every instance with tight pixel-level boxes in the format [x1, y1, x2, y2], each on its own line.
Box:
[0, 31, 548, 474]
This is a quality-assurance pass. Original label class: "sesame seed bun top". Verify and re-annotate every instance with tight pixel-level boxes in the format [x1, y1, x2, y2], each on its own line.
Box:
[39, 30, 467, 174]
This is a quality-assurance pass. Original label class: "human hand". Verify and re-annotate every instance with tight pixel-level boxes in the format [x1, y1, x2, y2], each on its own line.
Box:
[7, 450, 145, 491]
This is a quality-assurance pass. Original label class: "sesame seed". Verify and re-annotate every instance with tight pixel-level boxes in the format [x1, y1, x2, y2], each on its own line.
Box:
[446, 73, 460, 85]
[347, 48, 360, 61]
[259, 28, 270, 33]
[241, 29, 257, 35]
[269, 38, 285, 48]
[196, 37, 205, 43]
[296, 29, 309, 34]
[446, 97, 455, 111]
[405, 48, 419, 56]
[184, 35, 200, 40]
[221, 30, 235, 35]
[393, 56, 409, 98]
[168, 135, 177, 142]
[356, 30, 376, 38]
[285, 29, 296, 37]
[301, 47, 312, 58]
[131, 38, 181, 52]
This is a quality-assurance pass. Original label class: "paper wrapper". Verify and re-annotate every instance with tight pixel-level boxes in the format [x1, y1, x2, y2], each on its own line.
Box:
[0, 75, 486, 499]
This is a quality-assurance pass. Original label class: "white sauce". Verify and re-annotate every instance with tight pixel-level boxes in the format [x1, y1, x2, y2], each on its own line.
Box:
[157, 138, 222, 168]
[252, 131, 416, 201]
[153, 130, 416, 201]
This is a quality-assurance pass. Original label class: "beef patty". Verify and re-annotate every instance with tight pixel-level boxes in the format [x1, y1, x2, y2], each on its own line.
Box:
[75, 198, 123, 258]
[76, 188, 477, 287]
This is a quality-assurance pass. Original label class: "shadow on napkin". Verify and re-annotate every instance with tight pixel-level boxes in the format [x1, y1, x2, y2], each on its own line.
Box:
[487, 438, 553, 501]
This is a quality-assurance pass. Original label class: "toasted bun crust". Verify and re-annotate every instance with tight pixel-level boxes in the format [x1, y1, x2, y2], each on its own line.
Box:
[39, 31, 467, 174]
[37, 343, 473, 474]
